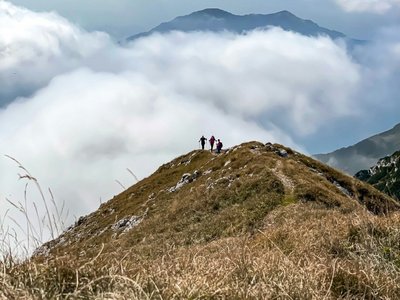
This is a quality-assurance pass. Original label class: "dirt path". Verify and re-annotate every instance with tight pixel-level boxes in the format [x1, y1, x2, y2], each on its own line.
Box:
[272, 160, 295, 193]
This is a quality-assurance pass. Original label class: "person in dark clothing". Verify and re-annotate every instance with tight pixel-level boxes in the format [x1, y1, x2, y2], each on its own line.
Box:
[216, 139, 223, 154]
[199, 135, 207, 150]
[209, 135, 216, 152]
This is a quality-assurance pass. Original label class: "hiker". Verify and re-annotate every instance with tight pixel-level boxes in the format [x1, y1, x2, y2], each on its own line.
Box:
[216, 139, 223, 154]
[209, 135, 216, 152]
[199, 135, 207, 150]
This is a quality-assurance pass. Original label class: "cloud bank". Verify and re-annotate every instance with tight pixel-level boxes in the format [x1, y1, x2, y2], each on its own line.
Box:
[0, 1, 111, 107]
[2, 1, 397, 254]
[335, 0, 400, 14]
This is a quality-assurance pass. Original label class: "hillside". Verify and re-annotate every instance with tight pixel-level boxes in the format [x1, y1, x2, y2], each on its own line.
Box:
[315, 123, 400, 175]
[127, 9, 360, 44]
[3, 141, 400, 299]
[356, 150, 400, 201]
[37, 141, 398, 256]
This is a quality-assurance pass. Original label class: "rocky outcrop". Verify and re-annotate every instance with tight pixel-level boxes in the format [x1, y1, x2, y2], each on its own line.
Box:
[355, 151, 400, 200]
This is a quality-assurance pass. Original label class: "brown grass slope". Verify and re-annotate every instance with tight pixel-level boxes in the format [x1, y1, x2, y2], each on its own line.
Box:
[3, 141, 400, 299]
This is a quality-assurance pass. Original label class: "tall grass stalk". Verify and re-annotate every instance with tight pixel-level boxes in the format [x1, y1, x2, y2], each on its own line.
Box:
[1, 155, 67, 258]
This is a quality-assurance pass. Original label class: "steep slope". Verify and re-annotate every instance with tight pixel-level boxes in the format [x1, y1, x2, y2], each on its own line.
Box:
[355, 151, 400, 201]
[7, 141, 400, 298]
[315, 123, 400, 175]
[128, 9, 356, 42]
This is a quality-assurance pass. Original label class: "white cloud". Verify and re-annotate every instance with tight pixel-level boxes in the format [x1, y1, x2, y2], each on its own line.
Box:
[0, 1, 364, 254]
[335, 0, 400, 14]
[125, 30, 360, 134]
[0, 1, 110, 106]
[352, 26, 400, 112]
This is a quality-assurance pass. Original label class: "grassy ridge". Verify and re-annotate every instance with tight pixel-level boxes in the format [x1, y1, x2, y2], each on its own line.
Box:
[2, 141, 400, 298]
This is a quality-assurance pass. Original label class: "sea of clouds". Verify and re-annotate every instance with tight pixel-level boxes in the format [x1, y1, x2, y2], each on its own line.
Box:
[0, 1, 399, 254]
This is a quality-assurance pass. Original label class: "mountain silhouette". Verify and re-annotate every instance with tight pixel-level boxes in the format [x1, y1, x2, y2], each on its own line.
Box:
[127, 8, 362, 44]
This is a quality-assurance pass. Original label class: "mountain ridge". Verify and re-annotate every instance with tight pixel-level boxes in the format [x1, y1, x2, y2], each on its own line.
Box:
[315, 123, 400, 175]
[127, 8, 357, 43]
[7, 141, 400, 298]
[37, 141, 398, 258]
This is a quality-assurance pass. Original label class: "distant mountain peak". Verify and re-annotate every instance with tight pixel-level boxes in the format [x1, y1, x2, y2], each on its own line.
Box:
[189, 8, 234, 18]
[274, 10, 296, 16]
[315, 122, 400, 175]
[127, 8, 351, 41]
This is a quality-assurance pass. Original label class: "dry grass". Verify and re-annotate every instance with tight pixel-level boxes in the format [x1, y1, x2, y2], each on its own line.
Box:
[2, 142, 400, 299]
[2, 204, 400, 299]
[1, 155, 68, 258]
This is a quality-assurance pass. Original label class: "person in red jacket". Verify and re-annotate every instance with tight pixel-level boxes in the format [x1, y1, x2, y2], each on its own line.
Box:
[209, 135, 216, 152]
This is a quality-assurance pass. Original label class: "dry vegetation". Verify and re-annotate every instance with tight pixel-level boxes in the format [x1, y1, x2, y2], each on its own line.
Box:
[1, 142, 400, 299]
